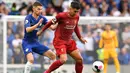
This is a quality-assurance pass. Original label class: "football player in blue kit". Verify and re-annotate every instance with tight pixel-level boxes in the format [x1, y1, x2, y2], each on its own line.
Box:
[22, 2, 56, 73]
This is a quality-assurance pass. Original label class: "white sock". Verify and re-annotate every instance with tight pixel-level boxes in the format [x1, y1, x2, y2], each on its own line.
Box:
[24, 61, 33, 73]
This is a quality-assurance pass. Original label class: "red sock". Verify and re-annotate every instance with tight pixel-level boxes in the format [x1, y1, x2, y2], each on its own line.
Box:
[75, 62, 83, 73]
[47, 60, 63, 73]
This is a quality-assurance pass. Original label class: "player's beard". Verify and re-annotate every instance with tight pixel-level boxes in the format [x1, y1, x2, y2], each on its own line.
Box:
[70, 13, 76, 17]
[36, 12, 40, 16]
[72, 14, 76, 17]
[34, 11, 41, 16]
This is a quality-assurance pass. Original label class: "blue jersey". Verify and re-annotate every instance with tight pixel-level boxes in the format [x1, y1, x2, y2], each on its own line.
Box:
[23, 14, 48, 41]
[22, 14, 49, 55]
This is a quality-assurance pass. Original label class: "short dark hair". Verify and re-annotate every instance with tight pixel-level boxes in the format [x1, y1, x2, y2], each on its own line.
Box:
[105, 24, 111, 26]
[32, 2, 42, 7]
[71, 1, 80, 9]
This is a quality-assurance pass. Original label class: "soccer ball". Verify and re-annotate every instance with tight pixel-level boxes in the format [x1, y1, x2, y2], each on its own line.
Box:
[92, 61, 104, 73]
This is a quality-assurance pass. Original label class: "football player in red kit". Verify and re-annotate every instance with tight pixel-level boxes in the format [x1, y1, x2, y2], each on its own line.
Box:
[37, 1, 87, 73]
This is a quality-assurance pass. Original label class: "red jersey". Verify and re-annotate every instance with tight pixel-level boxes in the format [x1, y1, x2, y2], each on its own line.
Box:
[53, 12, 81, 41]
[41, 12, 82, 55]
[41, 12, 82, 41]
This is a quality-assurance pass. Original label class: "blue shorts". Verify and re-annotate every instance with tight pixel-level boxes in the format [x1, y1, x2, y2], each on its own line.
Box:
[22, 40, 49, 55]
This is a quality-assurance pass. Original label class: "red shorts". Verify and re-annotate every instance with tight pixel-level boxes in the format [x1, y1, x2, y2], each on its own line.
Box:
[53, 39, 78, 56]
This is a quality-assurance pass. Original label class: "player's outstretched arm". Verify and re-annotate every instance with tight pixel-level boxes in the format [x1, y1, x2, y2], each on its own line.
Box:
[74, 24, 87, 44]
[49, 22, 58, 30]
[26, 18, 43, 33]
[37, 13, 60, 35]
[37, 20, 53, 36]
[79, 37, 87, 44]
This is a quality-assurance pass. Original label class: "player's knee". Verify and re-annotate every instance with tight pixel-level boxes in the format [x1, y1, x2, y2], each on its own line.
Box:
[50, 54, 56, 60]
[60, 58, 68, 63]
[76, 57, 83, 63]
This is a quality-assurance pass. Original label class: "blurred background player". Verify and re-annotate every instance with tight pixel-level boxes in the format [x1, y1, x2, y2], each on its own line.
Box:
[99, 24, 120, 73]
[37, 1, 87, 73]
[22, 2, 57, 73]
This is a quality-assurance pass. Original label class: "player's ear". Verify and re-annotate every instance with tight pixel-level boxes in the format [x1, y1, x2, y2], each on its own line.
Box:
[69, 7, 72, 11]
[32, 6, 35, 12]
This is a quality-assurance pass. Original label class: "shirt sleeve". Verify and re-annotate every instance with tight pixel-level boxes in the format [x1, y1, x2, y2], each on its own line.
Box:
[24, 16, 30, 28]
[74, 24, 82, 39]
[74, 16, 82, 39]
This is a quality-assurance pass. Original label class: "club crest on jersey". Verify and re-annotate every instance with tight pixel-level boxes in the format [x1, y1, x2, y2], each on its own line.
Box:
[25, 20, 28, 24]
[25, 48, 29, 52]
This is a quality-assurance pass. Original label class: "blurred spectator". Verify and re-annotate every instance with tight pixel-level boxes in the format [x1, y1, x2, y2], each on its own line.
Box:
[0, 0, 130, 16]
[89, 2, 99, 16]
[12, 45, 24, 64]
[81, 5, 91, 16]
[84, 0, 95, 6]
[11, 33, 23, 64]
[120, 2, 129, 16]
[84, 32, 95, 60]
[119, 0, 129, 13]
[12, 34, 22, 48]
[84, 32, 94, 52]
[8, 3, 19, 15]
[27, 1, 33, 14]
[7, 28, 15, 49]
[99, 1, 108, 16]
[109, 1, 121, 16]
[7, 44, 13, 64]
[7, 22, 17, 33]
[86, 24, 93, 33]
[46, 3, 57, 16]
[16, 21, 24, 37]
[107, 0, 114, 15]
[94, 24, 103, 33]
[121, 27, 130, 42]
[0, 1, 9, 15]
[93, 31, 101, 52]
[118, 48, 130, 64]
[18, 2, 27, 15]
[62, 0, 71, 12]
[51, 0, 63, 13]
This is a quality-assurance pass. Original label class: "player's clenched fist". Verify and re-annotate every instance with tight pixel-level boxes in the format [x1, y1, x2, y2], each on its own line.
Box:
[37, 30, 42, 36]
[38, 18, 43, 24]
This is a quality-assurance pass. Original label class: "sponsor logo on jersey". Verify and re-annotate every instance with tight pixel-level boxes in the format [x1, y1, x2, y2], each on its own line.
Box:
[64, 25, 76, 29]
